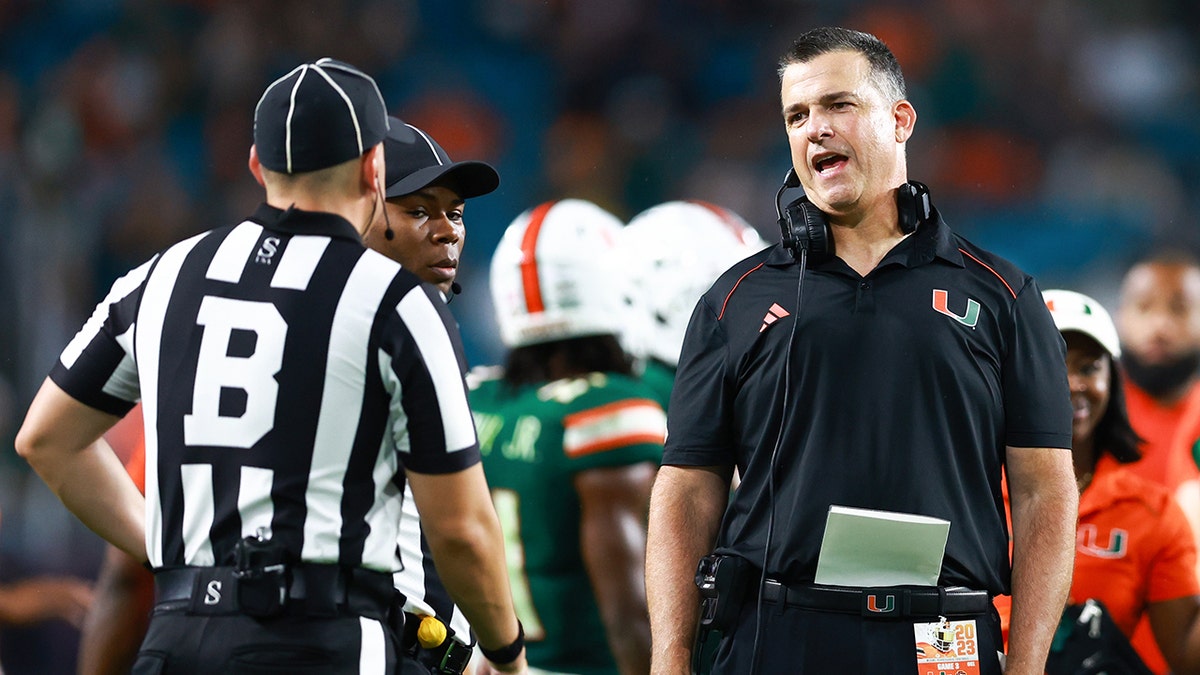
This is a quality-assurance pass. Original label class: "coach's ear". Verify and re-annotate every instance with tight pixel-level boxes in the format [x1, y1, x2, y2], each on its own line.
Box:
[248, 145, 266, 187]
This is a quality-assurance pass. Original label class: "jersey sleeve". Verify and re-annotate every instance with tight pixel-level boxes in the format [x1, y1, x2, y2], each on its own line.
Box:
[1146, 494, 1200, 603]
[662, 296, 736, 467]
[1002, 277, 1073, 449]
[558, 376, 665, 473]
[382, 282, 481, 475]
[49, 258, 155, 416]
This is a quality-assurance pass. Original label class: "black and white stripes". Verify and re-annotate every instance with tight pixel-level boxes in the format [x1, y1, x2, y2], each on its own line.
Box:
[50, 205, 479, 572]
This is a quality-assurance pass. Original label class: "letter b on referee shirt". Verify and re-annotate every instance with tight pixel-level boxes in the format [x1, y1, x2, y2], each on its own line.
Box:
[183, 297, 286, 448]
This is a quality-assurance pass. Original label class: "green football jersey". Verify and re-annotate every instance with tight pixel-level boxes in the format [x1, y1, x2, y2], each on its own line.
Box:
[637, 358, 677, 412]
[470, 369, 665, 675]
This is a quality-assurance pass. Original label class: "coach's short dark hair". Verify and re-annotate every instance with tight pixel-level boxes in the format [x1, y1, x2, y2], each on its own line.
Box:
[778, 27, 907, 103]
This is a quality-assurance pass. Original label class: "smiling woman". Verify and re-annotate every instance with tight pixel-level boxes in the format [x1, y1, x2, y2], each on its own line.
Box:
[1065, 332, 1114, 473]
[997, 289, 1200, 675]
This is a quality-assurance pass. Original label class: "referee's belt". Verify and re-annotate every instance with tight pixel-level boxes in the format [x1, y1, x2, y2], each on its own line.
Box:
[762, 579, 990, 619]
[153, 563, 394, 619]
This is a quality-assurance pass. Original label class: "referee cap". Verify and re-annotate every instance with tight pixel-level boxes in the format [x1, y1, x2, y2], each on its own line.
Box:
[253, 58, 389, 174]
[383, 117, 499, 199]
[1043, 289, 1121, 358]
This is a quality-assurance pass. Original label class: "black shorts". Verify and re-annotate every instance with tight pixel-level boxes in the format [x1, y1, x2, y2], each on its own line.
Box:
[131, 612, 398, 674]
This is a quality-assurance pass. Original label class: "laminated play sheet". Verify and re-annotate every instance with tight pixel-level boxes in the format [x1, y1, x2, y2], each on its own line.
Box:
[813, 505, 950, 587]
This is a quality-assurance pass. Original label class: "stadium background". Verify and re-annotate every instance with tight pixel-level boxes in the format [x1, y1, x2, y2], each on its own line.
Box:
[0, 0, 1197, 671]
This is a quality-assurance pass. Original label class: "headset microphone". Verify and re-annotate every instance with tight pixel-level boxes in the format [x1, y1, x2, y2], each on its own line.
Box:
[751, 165, 811, 675]
[774, 168, 801, 227]
[377, 178, 395, 240]
[776, 169, 833, 261]
[446, 281, 462, 304]
[781, 167, 801, 191]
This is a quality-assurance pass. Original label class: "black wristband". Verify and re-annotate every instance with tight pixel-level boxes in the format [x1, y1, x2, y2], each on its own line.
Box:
[480, 621, 524, 665]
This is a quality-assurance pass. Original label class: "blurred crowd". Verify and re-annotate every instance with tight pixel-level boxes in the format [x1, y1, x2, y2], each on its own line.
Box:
[0, 0, 1197, 671]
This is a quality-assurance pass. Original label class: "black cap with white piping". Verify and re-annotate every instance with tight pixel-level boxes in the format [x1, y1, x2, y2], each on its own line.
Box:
[253, 58, 389, 174]
[383, 117, 499, 199]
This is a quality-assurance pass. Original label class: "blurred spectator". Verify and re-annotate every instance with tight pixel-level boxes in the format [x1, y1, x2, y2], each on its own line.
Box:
[0, 504, 93, 626]
[1115, 251, 1200, 673]
[1115, 252, 1200, 492]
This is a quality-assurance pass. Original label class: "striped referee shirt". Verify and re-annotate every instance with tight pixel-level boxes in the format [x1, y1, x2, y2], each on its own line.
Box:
[50, 203, 480, 571]
[395, 483, 473, 642]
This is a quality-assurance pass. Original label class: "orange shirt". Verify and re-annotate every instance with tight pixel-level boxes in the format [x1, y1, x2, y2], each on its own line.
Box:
[1172, 387, 1200, 479]
[103, 403, 146, 494]
[1125, 379, 1200, 671]
[1073, 457, 1197, 629]
[1173, 390, 1200, 557]
[125, 439, 146, 494]
[996, 456, 1199, 673]
[1160, 386, 1200, 671]
[1122, 379, 1200, 492]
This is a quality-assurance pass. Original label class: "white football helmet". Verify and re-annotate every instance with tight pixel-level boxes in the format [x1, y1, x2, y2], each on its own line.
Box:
[616, 200, 767, 366]
[490, 199, 627, 348]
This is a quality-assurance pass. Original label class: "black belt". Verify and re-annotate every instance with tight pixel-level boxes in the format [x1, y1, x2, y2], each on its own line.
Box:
[762, 580, 990, 619]
[153, 564, 394, 620]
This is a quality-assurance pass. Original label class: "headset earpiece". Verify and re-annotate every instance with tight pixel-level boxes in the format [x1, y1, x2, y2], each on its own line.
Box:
[776, 174, 933, 259]
[896, 180, 932, 235]
[779, 198, 832, 262]
[775, 168, 833, 262]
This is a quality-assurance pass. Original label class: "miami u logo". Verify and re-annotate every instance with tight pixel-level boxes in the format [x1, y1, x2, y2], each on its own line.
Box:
[932, 289, 981, 328]
[1077, 524, 1128, 559]
[866, 594, 895, 613]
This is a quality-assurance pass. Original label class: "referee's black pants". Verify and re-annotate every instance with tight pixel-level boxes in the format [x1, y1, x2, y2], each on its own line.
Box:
[131, 612, 398, 674]
[712, 600, 1005, 674]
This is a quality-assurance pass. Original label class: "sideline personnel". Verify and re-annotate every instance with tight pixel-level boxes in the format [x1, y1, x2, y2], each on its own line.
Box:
[365, 116, 499, 302]
[645, 28, 1077, 675]
[370, 116, 501, 674]
[474, 199, 666, 673]
[16, 58, 525, 674]
[995, 290, 1200, 674]
[614, 200, 766, 410]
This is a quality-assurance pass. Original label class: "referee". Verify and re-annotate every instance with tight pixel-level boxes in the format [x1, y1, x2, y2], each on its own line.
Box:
[371, 116, 501, 673]
[16, 58, 526, 674]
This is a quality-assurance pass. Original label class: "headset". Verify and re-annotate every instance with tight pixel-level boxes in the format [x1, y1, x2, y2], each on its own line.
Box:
[744, 169, 934, 674]
[776, 168, 933, 261]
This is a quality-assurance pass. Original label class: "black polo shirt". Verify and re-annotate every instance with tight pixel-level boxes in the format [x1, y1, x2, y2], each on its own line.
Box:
[664, 212, 1071, 596]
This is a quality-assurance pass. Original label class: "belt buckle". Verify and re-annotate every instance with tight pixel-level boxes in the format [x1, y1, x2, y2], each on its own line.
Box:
[860, 588, 901, 618]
